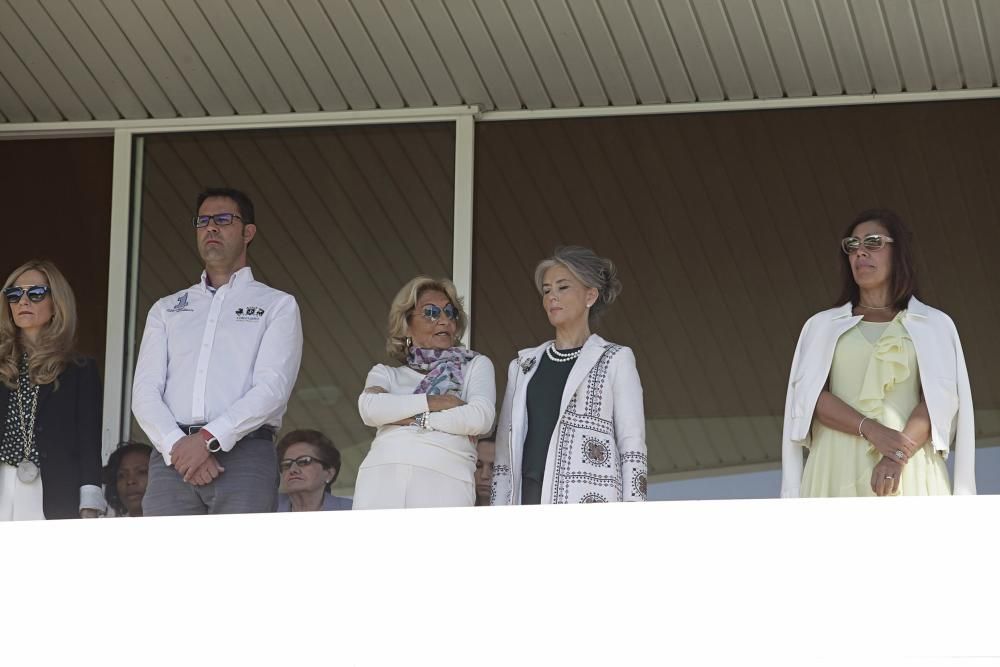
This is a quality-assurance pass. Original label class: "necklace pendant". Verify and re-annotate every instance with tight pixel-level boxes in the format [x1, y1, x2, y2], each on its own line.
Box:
[16, 460, 39, 484]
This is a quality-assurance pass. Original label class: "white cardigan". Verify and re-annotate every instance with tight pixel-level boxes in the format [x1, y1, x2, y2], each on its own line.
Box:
[357, 355, 496, 482]
[492, 334, 647, 504]
[780, 297, 976, 497]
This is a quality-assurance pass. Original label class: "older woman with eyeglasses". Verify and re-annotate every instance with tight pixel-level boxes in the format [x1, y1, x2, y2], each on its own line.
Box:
[0, 260, 106, 520]
[276, 429, 351, 512]
[354, 276, 495, 509]
[781, 209, 976, 498]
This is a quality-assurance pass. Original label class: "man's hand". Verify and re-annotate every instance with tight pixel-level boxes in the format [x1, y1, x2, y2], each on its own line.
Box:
[187, 455, 225, 486]
[170, 433, 212, 479]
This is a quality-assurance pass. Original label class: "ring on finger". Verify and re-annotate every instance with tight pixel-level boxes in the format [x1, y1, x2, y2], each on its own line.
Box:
[894, 449, 905, 460]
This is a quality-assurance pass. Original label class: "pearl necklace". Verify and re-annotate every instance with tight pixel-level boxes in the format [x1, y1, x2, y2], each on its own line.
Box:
[545, 344, 582, 363]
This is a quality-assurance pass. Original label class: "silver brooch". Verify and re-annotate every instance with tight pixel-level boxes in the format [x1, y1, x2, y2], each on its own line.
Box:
[519, 356, 537, 374]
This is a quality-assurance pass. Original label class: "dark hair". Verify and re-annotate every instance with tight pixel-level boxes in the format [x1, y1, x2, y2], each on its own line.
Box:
[196, 187, 255, 227]
[834, 208, 919, 310]
[103, 441, 153, 516]
[277, 429, 343, 489]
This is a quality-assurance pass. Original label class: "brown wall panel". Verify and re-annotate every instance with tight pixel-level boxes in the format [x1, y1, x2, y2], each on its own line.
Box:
[0, 137, 112, 370]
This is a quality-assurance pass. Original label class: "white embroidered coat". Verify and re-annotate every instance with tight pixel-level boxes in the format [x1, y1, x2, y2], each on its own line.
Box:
[491, 334, 648, 504]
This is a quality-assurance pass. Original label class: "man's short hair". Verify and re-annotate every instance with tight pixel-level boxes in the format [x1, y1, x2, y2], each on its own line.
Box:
[196, 187, 255, 227]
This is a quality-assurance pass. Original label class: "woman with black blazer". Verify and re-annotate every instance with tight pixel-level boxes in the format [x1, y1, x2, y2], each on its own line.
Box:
[0, 260, 105, 520]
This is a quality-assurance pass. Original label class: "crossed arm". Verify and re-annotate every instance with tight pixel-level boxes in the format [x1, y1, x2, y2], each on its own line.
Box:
[813, 389, 931, 496]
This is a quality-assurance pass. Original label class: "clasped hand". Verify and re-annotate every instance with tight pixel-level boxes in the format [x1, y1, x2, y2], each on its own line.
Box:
[170, 433, 225, 486]
[862, 420, 920, 464]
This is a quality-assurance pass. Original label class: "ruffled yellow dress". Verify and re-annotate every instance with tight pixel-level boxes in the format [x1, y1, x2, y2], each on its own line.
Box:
[800, 311, 952, 497]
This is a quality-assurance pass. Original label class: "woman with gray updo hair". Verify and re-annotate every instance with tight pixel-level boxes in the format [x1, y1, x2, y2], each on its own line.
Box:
[492, 246, 647, 505]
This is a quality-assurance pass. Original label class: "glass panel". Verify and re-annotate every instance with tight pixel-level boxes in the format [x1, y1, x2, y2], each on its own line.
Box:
[471, 101, 1000, 498]
[129, 124, 455, 494]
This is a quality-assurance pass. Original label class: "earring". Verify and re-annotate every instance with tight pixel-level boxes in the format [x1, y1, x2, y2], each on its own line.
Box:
[405, 336, 412, 348]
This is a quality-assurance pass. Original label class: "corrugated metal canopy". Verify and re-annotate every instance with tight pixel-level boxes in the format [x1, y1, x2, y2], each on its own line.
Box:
[1, 0, 1000, 124]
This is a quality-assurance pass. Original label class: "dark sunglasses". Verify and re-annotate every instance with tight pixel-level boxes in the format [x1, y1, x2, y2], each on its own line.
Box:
[192, 213, 243, 228]
[841, 234, 894, 255]
[4, 285, 51, 304]
[420, 303, 459, 322]
[279, 455, 328, 473]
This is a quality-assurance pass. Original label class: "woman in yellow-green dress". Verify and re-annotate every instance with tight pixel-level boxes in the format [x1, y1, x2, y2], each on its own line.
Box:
[780, 209, 976, 498]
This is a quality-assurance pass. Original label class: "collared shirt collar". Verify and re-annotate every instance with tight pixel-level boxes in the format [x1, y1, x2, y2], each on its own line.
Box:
[198, 266, 254, 293]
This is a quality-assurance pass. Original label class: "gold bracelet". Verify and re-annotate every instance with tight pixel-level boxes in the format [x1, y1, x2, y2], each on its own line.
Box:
[857, 416, 869, 439]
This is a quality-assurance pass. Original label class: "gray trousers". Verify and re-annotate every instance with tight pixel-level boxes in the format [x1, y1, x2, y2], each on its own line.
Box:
[142, 436, 278, 516]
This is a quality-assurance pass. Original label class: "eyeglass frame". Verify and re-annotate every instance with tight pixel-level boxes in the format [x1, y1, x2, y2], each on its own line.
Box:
[192, 212, 244, 229]
[3, 284, 51, 304]
[841, 234, 895, 255]
[416, 303, 459, 323]
[278, 455, 330, 473]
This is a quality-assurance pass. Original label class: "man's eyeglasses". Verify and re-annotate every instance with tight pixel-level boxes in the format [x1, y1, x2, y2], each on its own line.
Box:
[4, 285, 51, 304]
[420, 303, 459, 322]
[841, 234, 894, 255]
[279, 455, 328, 473]
[192, 213, 243, 228]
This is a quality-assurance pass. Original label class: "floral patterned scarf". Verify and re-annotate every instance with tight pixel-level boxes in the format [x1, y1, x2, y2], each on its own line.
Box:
[407, 347, 479, 396]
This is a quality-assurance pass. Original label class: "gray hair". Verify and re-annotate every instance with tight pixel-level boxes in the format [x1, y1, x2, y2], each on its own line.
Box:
[533, 246, 623, 324]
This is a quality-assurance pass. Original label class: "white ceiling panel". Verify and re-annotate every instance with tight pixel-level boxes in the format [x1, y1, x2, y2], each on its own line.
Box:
[914, 0, 963, 90]
[755, 0, 813, 96]
[506, 0, 580, 107]
[881, 0, 934, 91]
[947, 0, 994, 88]
[1, 0, 999, 124]
[817, 0, 871, 94]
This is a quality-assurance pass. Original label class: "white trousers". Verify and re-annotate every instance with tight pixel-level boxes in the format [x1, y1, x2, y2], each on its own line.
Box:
[0, 463, 45, 521]
[353, 463, 475, 510]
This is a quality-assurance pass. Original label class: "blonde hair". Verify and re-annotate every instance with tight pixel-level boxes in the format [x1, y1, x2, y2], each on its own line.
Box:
[534, 246, 623, 324]
[385, 276, 468, 364]
[0, 260, 78, 388]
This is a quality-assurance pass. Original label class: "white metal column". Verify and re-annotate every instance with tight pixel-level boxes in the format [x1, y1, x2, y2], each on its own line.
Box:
[452, 114, 476, 346]
[101, 129, 135, 461]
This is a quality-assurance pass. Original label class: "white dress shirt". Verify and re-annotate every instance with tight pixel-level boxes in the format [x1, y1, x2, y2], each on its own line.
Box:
[131, 267, 303, 465]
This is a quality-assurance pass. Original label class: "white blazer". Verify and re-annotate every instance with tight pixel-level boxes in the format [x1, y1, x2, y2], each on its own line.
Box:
[492, 334, 647, 504]
[780, 297, 976, 497]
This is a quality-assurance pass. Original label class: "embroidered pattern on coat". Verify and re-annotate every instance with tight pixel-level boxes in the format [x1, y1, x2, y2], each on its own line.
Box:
[550, 344, 625, 504]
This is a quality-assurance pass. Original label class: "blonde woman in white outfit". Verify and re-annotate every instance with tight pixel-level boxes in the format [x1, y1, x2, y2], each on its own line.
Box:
[492, 246, 647, 505]
[781, 209, 975, 498]
[354, 276, 495, 509]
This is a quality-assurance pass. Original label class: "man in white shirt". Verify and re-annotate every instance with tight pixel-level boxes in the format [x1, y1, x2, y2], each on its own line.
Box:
[132, 187, 303, 515]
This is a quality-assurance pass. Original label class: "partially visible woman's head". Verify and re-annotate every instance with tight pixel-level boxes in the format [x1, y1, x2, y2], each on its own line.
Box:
[836, 208, 918, 309]
[104, 442, 153, 517]
[0, 259, 78, 388]
[386, 276, 468, 363]
[277, 429, 343, 494]
[534, 246, 622, 328]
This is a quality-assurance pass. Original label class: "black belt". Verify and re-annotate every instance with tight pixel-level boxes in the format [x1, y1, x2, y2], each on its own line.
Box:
[177, 424, 276, 442]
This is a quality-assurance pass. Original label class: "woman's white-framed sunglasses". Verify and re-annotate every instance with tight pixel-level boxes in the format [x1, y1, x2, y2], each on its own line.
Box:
[841, 234, 894, 255]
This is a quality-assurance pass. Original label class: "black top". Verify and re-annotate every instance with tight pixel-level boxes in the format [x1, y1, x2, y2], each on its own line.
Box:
[0, 356, 103, 519]
[521, 346, 581, 505]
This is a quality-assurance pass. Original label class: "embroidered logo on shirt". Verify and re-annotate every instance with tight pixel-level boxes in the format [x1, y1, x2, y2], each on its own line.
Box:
[235, 305, 265, 321]
[166, 293, 193, 313]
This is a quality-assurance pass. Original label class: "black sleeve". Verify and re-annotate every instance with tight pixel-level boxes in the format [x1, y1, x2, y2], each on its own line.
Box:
[76, 358, 104, 488]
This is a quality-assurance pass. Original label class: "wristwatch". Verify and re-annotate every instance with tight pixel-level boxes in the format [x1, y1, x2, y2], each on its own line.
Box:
[201, 430, 222, 453]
